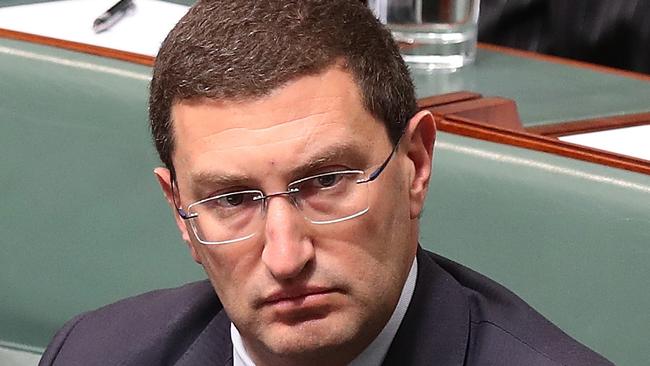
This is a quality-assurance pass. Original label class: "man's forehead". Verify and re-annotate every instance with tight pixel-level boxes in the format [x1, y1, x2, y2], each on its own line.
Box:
[170, 99, 354, 154]
[168, 67, 380, 153]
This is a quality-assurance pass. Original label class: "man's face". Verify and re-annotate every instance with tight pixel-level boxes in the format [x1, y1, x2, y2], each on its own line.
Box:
[156, 66, 434, 364]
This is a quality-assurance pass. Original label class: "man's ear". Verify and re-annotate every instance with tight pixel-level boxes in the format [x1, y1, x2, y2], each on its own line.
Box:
[402, 110, 436, 219]
[153, 167, 202, 264]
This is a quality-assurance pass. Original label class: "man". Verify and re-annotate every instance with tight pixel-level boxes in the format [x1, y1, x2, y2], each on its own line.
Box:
[39, 1, 613, 365]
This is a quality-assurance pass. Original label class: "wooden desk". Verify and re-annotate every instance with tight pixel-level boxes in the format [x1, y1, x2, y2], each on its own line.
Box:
[414, 43, 650, 127]
[413, 45, 650, 174]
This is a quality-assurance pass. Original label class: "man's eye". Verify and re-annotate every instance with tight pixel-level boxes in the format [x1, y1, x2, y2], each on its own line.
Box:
[214, 192, 257, 208]
[314, 173, 343, 188]
[225, 194, 244, 206]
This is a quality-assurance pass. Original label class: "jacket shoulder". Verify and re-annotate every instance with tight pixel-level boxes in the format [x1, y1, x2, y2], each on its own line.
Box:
[39, 280, 222, 366]
[424, 251, 615, 366]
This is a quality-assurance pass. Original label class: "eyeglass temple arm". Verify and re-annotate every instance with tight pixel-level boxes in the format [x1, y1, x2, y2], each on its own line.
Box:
[358, 137, 402, 184]
[170, 169, 197, 220]
[177, 207, 197, 220]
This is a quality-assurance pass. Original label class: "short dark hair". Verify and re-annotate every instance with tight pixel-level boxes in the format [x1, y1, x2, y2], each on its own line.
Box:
[149, 0, 417, 170]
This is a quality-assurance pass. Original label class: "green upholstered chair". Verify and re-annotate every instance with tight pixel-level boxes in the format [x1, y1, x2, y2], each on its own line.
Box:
[1, 38, 203, 363]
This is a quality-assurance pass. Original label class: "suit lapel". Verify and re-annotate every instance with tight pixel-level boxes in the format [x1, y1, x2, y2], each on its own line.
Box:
[175, 309, 233, 366]
[382, 247, 470, 366]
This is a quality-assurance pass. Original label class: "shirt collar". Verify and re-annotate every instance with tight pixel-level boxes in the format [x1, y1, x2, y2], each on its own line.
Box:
[231, 323, 256, 366]
[231, 256, 418, 366]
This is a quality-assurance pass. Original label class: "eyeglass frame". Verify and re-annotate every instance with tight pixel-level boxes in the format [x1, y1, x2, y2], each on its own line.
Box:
[169, 135, 402, 244]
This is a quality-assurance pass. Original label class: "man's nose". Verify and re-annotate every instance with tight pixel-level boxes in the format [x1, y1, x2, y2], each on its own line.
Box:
[261, 195, 314, 280]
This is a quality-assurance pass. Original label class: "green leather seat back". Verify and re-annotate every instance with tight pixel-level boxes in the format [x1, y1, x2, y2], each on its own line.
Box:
[0, 38, 205, 356]
[422, 133, 650, 366]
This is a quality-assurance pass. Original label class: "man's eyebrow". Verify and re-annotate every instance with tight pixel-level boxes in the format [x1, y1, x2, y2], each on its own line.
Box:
[188, 171, 253, 196]
[186, 142, 370, 195]
[292, 143, 369, 178]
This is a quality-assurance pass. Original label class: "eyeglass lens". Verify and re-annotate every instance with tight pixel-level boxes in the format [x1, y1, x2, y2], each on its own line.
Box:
[188, 171, 370, 244]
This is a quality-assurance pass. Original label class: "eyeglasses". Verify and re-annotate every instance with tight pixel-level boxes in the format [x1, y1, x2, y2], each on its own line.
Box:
[174, 142, 399, 245]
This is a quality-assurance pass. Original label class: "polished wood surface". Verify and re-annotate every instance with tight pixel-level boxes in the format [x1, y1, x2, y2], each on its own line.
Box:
[527, 112, 650, 137]
[417, 91, 481, 108]
[429, 108, 650, 175]
[421, 91, 650, 173]
[0, 28, 154, 65]
[428, 96, 524, 132]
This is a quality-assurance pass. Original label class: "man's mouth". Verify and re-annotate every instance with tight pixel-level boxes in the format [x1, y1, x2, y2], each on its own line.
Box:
[264, 287, 335, 304]
[258, 286, 341, 314]
[258, 287, 342, 324]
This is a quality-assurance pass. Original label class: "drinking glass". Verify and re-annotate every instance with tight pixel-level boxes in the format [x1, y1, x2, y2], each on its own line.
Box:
[369, 0, 480, 70]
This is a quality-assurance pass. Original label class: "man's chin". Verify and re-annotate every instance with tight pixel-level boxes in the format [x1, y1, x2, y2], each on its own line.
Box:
[258, 314, 357, 356]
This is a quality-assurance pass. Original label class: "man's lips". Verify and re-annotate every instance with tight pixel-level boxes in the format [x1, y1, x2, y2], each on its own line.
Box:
[260, 287, 338, 307]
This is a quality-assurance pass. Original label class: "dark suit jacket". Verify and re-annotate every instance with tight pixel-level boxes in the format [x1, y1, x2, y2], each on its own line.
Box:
[39, 248, 614, 365]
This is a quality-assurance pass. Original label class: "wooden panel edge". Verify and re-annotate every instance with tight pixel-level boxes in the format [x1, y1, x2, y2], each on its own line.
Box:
[527, 112, 650, 137]
[428, 97, 524, 132]
[0, 28, 154, 66]
[478, 43, 650, 83]
[434, 114, 650, 176]
[417, 91, 482, 109]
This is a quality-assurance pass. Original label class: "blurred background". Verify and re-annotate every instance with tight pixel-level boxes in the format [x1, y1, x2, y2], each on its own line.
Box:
[479, 0, 650, 74]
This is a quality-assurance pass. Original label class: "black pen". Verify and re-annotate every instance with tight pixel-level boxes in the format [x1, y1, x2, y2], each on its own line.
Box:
[93, 0, 136, 33]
